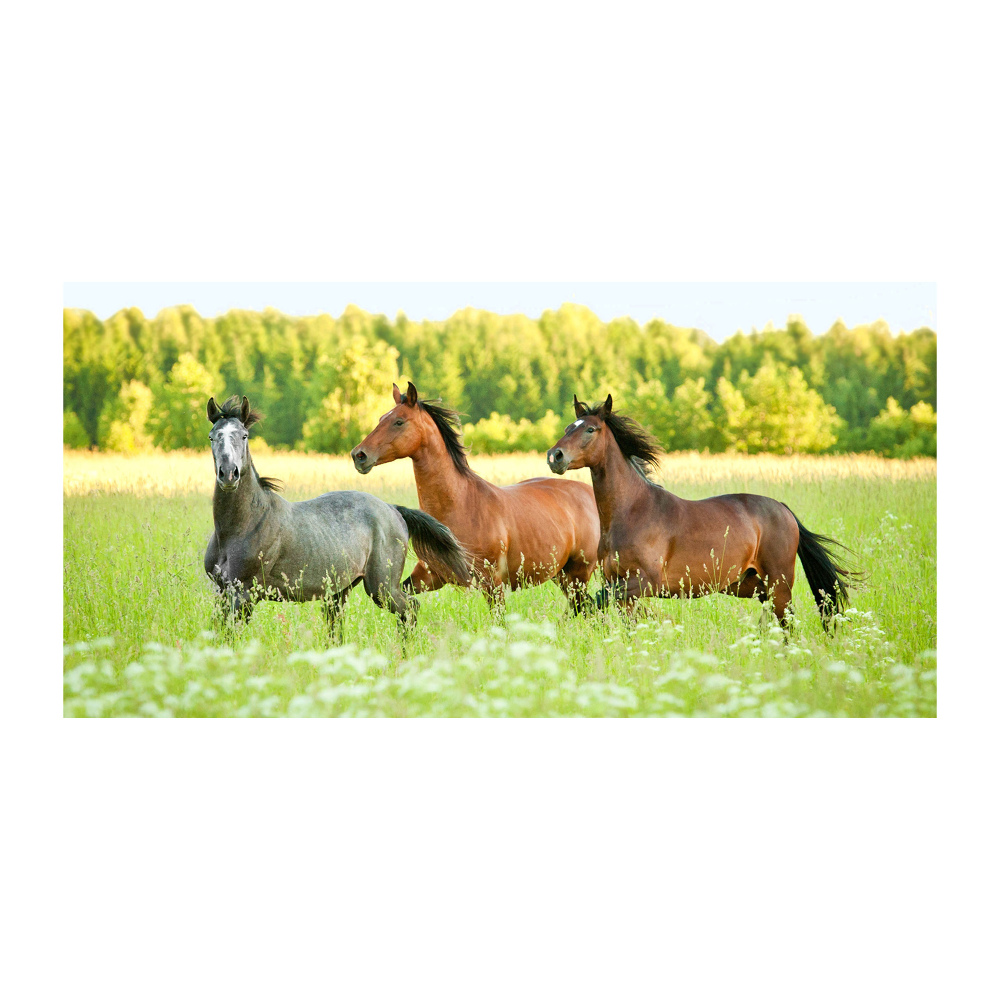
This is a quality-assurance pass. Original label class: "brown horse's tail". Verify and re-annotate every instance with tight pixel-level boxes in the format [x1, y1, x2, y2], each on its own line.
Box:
[394, 506, 473, 586]
[784, 506, 862, 628]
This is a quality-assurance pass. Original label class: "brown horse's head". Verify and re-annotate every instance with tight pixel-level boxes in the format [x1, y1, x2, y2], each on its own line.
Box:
[546, 394, 614, 474]
[351, 382, 472, 477]
[350, 382, 426, 473]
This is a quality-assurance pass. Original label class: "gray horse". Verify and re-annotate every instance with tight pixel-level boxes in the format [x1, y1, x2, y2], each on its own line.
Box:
[203, 395, 471, 637]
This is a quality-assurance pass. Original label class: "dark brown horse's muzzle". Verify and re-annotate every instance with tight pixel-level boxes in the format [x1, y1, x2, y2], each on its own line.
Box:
[547, 448, 568, 474]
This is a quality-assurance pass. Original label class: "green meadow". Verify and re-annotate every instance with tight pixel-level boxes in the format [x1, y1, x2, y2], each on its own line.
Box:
[63, 452, 936, 718]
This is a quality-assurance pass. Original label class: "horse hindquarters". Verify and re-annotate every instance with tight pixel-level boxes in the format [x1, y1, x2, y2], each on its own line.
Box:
[362, 519, 418, 628]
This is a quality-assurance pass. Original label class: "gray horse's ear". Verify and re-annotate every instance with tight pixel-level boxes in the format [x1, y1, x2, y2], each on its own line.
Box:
[207, 397, 220, 423]
[392, 383, 403, 404]
[405, 382, 419, 406]
[599, 394, 613, 416]
[240, 396, 251, 425]
[573, 394, 587, 417]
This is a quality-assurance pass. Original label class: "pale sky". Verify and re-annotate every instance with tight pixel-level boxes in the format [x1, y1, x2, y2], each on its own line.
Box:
[63, 282, 936, 342]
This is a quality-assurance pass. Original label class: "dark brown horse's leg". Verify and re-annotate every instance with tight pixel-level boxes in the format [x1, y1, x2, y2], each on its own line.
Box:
[749, 567, 794, 635]
[770, 577, 794, 631]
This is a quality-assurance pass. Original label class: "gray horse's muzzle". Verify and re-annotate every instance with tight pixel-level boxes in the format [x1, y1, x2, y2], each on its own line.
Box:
[217, 465, 240, 490]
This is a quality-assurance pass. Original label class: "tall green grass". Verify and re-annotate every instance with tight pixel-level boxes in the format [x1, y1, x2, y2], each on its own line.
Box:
[63, 457, 935, 717]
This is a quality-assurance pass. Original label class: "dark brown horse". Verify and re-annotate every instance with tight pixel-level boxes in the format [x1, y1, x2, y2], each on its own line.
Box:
[546, 394, 859, 628]
[351, 382, 601, 612]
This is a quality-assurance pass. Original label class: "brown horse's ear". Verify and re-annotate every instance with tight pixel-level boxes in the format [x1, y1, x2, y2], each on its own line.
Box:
[240, 395, 251, 425]
[573, 394, 587, 418]
[599, 394, 613, 417]
[392, 383, 403, 405]
[207, 397, 220, 423]
[405, 381, 419, 407]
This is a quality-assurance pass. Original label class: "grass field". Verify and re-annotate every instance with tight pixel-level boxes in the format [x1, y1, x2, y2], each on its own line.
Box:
[63, 449, 937, 717]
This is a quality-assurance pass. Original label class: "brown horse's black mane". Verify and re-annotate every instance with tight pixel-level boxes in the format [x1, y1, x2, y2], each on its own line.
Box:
[418, 399, 474, 477]
[213, 395, 283, 492]
[582, 402, 664, 480]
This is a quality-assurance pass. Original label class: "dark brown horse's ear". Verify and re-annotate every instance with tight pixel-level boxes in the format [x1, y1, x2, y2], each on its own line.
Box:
[599, 394, 613, 416]
[240, 395, 251, 425]
[392, 383, 403, 405]
[207, 397, 220, 423]
[573, 394, 587, 417]
[405, 381, 419, 407]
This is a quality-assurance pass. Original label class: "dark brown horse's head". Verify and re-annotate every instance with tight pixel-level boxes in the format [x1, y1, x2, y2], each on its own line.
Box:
[546, 394, 614, 474]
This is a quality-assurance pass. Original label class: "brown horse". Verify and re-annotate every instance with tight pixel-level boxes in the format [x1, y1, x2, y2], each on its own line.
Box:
[351, 382, 601, 612]
[546, 394, 859, 628]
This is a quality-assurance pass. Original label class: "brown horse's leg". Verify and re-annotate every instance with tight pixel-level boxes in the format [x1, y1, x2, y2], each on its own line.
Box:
[482, 578, 506, 616]
[557, 554, 595, 615]
[403, 560, 447, 595]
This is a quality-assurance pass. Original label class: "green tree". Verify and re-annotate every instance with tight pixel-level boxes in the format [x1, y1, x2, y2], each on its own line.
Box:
[98, 380, 154, 453]
[715, 362, 841, 454]
[150, 354, 218, 450]
[667, 377, 715, 451]
[866, 397, 936, 457]
[64, 411, 90, 448]
[300, 336, 400, 452]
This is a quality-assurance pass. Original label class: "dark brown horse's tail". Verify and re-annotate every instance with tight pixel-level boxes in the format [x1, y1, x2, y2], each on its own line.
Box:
[394, 506, 473, 586]
[784, 506, 861, 627]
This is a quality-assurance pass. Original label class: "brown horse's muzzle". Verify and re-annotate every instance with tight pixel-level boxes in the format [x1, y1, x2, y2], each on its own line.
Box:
[351, 446, 376, 474]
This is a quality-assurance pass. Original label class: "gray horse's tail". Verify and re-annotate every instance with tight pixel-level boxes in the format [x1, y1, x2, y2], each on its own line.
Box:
[394, 506, 473, 585]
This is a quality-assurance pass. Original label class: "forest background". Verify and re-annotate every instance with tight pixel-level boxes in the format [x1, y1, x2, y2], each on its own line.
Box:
[63, 303, 937, 458]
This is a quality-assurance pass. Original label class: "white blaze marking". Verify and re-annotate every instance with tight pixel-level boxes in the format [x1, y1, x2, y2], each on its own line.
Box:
[220, 424, 242, 465]
[571, 419, 584, 430]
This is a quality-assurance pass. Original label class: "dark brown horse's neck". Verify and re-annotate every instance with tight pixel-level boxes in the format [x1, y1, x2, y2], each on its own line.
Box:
[409, 426, 476, 520]
[589, 438, 656, 530]
[213, 465, 271, 541]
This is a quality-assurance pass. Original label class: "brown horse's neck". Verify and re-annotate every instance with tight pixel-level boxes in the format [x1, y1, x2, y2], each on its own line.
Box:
[589, 436, 654, 530]
[213, 462, 271, 540]
[409, 422, 476, 519]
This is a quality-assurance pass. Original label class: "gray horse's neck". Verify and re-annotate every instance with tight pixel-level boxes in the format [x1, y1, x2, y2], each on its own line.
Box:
[213, 467, 272, 541]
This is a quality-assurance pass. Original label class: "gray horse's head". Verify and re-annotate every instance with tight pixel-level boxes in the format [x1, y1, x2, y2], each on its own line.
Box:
[207, 395, 259, 491]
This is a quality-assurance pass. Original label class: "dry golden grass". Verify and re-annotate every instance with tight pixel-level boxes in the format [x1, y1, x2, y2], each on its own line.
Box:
[63, 447, 936, 498]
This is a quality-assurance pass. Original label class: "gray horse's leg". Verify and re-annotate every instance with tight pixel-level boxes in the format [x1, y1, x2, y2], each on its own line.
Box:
[363, 533, 418, 630]
[321, 588, 352, 644]
[212, 582, 254, 633]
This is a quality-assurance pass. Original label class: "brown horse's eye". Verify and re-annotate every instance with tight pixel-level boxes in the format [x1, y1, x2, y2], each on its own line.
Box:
[586, 426, 596, 433]
[394, 419, 405, 426]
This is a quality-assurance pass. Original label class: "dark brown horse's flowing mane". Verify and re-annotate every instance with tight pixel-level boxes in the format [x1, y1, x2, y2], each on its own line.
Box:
[581, 401, 664, 480]
[418, 398, 474, 477]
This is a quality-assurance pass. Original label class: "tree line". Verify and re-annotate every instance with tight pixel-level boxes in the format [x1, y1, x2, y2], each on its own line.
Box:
[63, 304, 936, 457]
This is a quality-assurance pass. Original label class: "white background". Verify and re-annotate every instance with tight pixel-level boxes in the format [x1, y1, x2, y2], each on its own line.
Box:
[3, 2, 996, 998]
